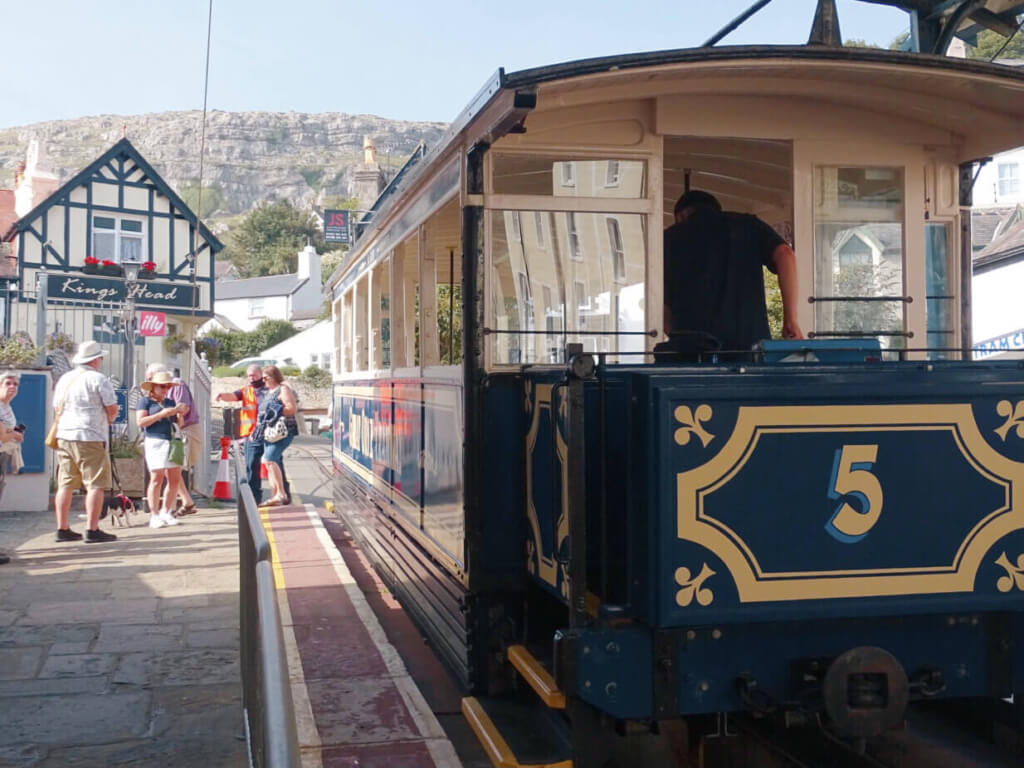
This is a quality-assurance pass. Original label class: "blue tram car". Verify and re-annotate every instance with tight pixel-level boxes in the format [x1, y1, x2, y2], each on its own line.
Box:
[328, 2, 1024, 764]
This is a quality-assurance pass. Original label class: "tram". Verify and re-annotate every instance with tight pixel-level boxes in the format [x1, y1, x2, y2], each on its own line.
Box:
[327, 1, 1024, 764]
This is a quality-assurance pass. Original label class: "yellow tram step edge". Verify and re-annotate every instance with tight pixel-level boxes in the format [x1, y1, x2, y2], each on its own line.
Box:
[507, 645, 567, 710]
[461, 697, 572, 768]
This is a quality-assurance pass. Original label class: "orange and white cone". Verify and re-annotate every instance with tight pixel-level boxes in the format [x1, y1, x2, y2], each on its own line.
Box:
[212, 436, 233, 501]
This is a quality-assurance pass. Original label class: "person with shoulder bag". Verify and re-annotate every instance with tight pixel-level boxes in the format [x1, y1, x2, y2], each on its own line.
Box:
[51, 341, 120, 544]
[0, 372, 25, 563]
[255, 365, 297, 507]
[136, 370, 187, 529]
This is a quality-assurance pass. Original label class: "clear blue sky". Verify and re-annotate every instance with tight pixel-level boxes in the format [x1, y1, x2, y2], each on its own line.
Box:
[2, 0, 910, 128]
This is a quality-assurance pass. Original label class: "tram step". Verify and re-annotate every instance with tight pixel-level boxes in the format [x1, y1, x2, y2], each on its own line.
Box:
[508, 644, 566, 709]
[462, 695, 572, 768]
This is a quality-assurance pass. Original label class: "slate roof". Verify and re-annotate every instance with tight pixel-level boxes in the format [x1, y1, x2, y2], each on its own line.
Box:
[215, 273, 307, 300]
[974, 218, 1024, 272]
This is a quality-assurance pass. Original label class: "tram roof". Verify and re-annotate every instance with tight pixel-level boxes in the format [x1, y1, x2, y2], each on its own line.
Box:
[336, 44, 1024, 282]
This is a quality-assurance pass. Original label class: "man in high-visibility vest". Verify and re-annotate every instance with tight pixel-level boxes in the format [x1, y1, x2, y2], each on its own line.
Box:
[216, 364, 290, 504]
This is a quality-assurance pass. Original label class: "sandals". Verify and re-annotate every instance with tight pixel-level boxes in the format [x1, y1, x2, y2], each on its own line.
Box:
[262, 496, 288, 508]
[175, 504, 197, 517]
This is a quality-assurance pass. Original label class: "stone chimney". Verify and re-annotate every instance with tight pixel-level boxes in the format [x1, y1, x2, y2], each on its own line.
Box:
[297, 244, 321, 286]
[352, 135, 387, 216]
[14, 139, 60, 217]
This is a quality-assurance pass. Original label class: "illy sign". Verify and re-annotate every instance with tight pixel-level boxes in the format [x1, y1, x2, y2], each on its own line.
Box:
[139, 311, 167, 337]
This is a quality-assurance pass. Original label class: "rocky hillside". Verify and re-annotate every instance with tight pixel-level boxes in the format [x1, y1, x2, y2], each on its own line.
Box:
[0, 111, 448, 223]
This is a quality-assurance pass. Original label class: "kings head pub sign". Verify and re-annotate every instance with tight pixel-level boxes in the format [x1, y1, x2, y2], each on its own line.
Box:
[50, 274, 198, 311]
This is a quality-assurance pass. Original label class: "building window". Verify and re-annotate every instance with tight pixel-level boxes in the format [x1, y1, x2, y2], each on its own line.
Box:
[93, 215, 144, 263]
[560, 162, 576, 188]
[249, 298, 266, 318]
[510, 211, 521, 241]
[998, 163, 1020, 198]
[568, 213, 582, 261]
[575, 279, 587, 328]
[605, 160, 620, 187]
[534, 212, 545, 248]
[607, 217, 625, 281]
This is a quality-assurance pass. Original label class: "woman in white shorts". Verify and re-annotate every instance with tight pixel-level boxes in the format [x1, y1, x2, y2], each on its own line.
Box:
[136, 371, 187, 529]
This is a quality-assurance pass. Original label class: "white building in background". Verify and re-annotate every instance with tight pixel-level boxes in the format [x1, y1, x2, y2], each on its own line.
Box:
[212, 244, 323, 332]
[261, 319, 333, 370]
[973, 147, 1023, 208]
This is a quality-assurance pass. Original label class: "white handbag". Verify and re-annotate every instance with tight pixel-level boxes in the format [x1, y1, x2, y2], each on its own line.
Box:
[263, 415, 289, 443]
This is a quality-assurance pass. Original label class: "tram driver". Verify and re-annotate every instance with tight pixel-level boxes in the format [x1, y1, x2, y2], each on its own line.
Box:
[661, 190, 803, 360]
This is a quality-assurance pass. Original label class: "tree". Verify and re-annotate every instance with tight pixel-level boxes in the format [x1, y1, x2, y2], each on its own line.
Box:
[967, 26, 1024, 60]
[223, 200, 327, 278]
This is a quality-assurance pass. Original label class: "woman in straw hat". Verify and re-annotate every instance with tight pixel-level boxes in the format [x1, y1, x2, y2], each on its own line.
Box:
[136, 370, 187, 529]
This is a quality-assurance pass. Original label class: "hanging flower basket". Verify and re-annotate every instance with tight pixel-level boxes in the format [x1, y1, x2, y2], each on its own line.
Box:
[138, 261, 157, 280]
[100, 260, 123, 277]
[82, 257, 100, 275]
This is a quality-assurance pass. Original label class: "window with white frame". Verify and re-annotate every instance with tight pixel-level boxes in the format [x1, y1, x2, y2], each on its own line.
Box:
[92, 215, 144, 263]
[560, 161, 576, 188]
[998, 163, 1020, 198]
[605, 160, 620, 187]
[249, 297, 266, 318]
[534, 212, 546, 248]
[607, 217, 625, 281]
[511, 211, 521, 241]
[568, 213, 582, 261]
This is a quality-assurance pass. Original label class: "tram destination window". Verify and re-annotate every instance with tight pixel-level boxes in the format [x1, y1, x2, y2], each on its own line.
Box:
[812, 166, 905, 352]
[490, 210, 647, 365]
[491, 155, 646, 198]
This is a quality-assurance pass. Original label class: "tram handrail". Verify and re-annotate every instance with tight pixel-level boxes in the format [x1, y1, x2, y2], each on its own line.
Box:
[236, 445, 300, 768]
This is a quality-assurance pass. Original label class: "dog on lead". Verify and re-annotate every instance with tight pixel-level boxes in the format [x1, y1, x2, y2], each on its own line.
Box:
[103, 493, 137, 527]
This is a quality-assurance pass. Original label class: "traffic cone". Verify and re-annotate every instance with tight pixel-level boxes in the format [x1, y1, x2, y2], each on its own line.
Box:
[213, 436, 234, 501]
[260, 460, 269, 480]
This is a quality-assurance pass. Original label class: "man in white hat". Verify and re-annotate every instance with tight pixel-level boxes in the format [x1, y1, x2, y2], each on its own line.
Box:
[51, 341, 120, 543]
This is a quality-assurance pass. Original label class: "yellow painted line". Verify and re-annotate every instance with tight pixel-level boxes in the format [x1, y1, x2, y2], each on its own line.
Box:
[323, 500, 335, 514]
[260, 506, 286, 590]
[507, 645, 566, 710]
[461, 697, 572, 768]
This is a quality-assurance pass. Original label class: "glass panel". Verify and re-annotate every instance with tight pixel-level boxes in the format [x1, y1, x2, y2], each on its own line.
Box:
[120, 235, 142, 263]
[813, 167, 905, 350]
[355, 276, 369, 371]
[93, 216, 115, 230]
[925, 223, 955, 360]
[492, 154, 646, 198]
[120, 219, 143, 233]
[92, 231, 115, 261]
[436, 252, 463, 365]
[370, 258, 390, 369]
[490, 210, 647, 365]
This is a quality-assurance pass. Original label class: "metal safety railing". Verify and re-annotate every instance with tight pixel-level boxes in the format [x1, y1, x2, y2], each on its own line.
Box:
[237, 448, 300, 768]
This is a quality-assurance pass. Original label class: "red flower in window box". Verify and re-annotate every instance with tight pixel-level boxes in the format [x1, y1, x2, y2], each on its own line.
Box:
[98, 260, 123, 277]
[82, 256, 101, 274]
[141, 261, 156, 272]
[84, 256, 99, 266]
[101, 259, 117, 267]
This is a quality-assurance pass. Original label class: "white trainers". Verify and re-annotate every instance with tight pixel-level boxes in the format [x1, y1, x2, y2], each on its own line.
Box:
[149, 516, 167, 529]
[158, 510, 180, 527]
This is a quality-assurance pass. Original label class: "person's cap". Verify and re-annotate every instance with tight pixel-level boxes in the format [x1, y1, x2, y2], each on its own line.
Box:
[72, 340, 106, 365]
[140, 370, 174, 395]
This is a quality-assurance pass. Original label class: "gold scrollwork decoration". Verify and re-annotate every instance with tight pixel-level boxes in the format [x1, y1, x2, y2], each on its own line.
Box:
[994, 400, 1024, 442]
[995, 552, 1024, 593]
[675, 563, 716, 607]
[674, 404, 714, 447]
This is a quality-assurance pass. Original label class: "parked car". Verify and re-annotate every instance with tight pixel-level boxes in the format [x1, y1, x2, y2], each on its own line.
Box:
[229, 356, 293, 370]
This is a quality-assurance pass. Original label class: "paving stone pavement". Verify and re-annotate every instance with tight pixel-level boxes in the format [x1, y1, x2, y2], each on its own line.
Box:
[0, 502, 247, 768]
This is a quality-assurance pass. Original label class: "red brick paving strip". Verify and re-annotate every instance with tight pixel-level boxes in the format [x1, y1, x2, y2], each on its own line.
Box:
[264, 504, 461, 768]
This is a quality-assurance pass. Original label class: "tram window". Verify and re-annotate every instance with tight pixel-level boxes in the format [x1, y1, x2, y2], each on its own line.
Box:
[492, 154, 646, 198]
[813, 167, 905, 350]
[370, 258, 390, 369]
[355, 276, 369, 371]
[436, 249, 463, 365]
[925, 223, 955, 360]
[490, 209, 646, 366]
[392, 237, 418, 369]
[341, 290, 354, 372]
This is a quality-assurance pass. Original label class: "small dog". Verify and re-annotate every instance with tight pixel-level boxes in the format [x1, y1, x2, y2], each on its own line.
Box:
[103, 493, 137, 527]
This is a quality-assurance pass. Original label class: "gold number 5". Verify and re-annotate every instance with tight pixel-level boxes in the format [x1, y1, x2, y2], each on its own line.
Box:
[826, 444, 883, 543]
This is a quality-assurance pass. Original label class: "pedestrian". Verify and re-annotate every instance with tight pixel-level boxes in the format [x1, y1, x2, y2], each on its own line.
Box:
[136, 370, 187, 529]
[215, 364, 290, 504]
[52, 341, 119, 543]
[168, 372, 199, 516]
[0, 372, 25, 564]
[255, 365, 297, 507]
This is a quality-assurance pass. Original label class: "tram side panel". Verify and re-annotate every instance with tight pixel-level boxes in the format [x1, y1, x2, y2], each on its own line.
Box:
[522, 362, 1024, 724]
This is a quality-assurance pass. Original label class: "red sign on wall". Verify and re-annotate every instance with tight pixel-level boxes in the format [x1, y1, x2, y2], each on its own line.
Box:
[139, 311, 167, 337]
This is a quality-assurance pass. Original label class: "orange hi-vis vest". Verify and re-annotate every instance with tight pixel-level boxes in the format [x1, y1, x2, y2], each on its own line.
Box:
[239, 386, 259, 437]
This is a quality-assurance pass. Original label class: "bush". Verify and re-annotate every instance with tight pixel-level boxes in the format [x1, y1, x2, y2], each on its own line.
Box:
[110, 433, 142, 459]
[300, 365, 332, 388]
[280, 366, 301, 377]
[0, 333, 39, 366]
[212, 366, 245, 377]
